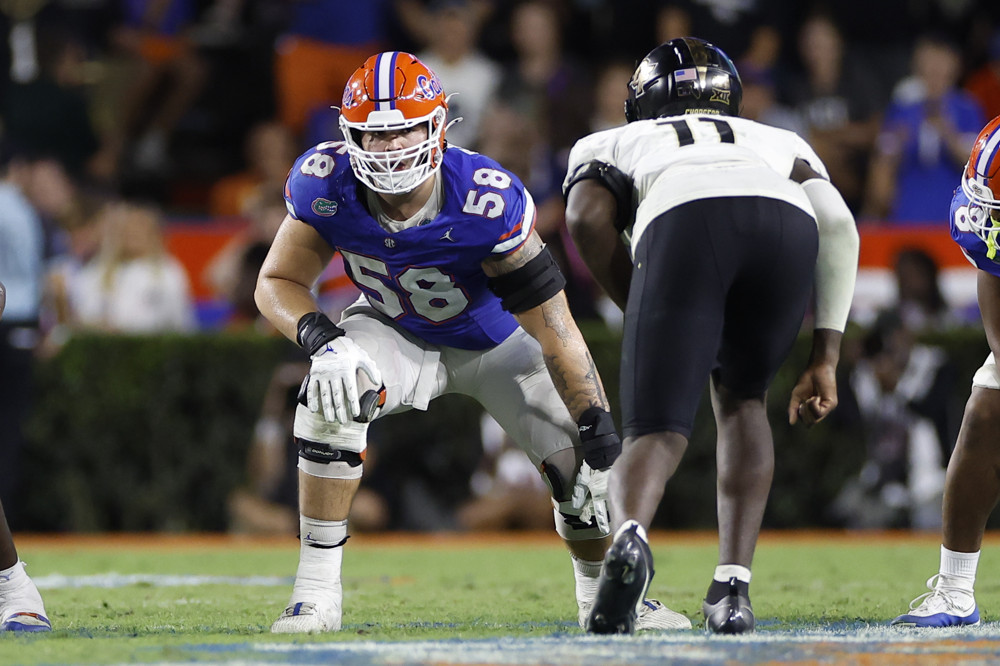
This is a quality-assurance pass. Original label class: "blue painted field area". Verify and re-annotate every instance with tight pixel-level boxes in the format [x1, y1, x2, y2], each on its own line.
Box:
[186, 625, 1000, 665]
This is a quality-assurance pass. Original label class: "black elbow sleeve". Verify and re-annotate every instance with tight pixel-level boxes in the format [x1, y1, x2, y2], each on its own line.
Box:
[487, 246, 567, 313]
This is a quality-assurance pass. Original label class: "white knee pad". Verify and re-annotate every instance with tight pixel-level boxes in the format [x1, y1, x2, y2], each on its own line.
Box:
[552, 500, 612, 541]
[294, 403, 368, 480]
[540, 456, 610, 541]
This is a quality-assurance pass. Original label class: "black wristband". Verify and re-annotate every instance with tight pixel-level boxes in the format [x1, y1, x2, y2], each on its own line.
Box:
[296, 312, 346, 356]
[577, 406, 622, 471]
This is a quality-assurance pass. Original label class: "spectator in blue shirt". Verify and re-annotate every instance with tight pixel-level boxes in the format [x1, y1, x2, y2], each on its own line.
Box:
[862, 34, 985, 224]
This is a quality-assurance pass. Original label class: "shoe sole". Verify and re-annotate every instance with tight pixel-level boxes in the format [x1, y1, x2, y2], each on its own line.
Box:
[891, 615, 980, 628]
[1, 612, 51, 632]
[586, 535, 652, 635]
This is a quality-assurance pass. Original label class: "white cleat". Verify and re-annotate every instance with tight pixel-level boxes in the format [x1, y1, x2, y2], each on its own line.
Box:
[578, 597, 691, 631]
[270, 601, 341, 634]
[891, 575, 980, 628]
[0, 576, 51, 632]
[635, 598, 693, 630]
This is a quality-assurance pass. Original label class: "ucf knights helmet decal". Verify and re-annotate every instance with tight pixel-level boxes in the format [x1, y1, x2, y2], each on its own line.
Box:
[625, 37, 743, 122]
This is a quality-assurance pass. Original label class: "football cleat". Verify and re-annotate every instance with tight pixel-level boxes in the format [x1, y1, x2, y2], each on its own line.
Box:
[703, 577, 754, 634]
[578, 597, 692, 631]
[585, 521, 654, 634]
[270, 601, 341, 634]
[1, 611, 51, 632]
[0, 575, 51, 633]
[891, 575, 980, 627]
[636, 599, 692, 630]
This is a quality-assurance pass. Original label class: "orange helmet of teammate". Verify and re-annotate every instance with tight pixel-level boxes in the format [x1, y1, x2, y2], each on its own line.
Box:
[962, 115, 1000, 240]
[339, 51, 449, 194]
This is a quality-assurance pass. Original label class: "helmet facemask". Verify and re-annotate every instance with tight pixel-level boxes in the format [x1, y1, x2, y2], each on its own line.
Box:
[340, 106, 447, 195]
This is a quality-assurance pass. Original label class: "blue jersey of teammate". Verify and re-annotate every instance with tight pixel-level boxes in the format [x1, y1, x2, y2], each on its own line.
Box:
[949, 185, 1000, 278]
[284, 141, 536, 350]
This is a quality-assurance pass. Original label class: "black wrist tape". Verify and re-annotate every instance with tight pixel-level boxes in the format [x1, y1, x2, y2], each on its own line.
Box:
[577, 406, 622, 470]
[296, 312, 346, 356]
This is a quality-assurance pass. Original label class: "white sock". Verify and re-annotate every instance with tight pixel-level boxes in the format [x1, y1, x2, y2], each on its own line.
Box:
[571, 554, 602, 607]
[940, 545, 979, 591]
[0, 561, 45, 613]
[290, 517, 347, 604]
[0, 561, 29, 592]
[713, 564, 752, 584]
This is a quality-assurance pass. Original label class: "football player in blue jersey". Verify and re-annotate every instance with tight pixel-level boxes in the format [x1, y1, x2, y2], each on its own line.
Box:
[255, 51, 690, 634]
[0, 280, 51, 632]
[892, 115, 1000, 628]
[563, 38, 859, 634]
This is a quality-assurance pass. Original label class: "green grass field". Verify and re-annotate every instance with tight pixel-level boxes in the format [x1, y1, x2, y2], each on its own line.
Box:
[1, 531, 997, 665]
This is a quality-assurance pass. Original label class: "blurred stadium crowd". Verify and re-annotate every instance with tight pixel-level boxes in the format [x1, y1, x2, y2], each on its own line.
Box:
[3, 0, 1000, 534]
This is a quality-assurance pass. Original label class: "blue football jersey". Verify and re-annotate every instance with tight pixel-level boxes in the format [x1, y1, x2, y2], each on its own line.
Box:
[949, 185, 1000, 278]
[284, 142, 536, 350]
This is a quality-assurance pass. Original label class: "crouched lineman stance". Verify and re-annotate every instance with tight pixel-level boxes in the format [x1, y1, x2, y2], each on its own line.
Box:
[0, 280, 51, 632]
[563, 38, 859, 634]
[892, 115, 1000, 628]
[254, 51, 690, 633]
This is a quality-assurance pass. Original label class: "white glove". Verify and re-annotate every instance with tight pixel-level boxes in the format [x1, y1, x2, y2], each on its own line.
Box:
[570, 461, 610, 534]
[306, 336, 382, 425]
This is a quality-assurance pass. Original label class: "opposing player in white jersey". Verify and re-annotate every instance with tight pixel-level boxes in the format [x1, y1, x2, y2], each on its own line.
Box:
[0, 280, 51, 632]
[255, 51, 689, 633]
[562, 38, 860, 634]
[892, 115, 1000, 628]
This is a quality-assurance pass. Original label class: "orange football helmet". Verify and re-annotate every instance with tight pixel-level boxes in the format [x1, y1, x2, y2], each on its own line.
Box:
[339, 51, 449, 194]
[962, 114, 1000, 240]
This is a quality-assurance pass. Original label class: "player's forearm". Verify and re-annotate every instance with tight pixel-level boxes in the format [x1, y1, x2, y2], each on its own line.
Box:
[803, 178, 859, 331]
[808, 328, 843, 368]
[254, 274, 322, 343]
[515, 294, 610, 420]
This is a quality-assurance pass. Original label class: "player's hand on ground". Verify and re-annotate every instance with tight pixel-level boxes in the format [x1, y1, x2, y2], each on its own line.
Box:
[307, 336, 382, 424]
[571, 462, 610, 533]
[788, 363, 838, 427]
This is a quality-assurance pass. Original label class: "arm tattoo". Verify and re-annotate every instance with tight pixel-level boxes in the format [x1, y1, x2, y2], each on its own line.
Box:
[537, 298, 609, 414]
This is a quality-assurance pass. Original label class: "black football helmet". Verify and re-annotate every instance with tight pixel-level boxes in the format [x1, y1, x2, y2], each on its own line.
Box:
[624, 37, 742, 122]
